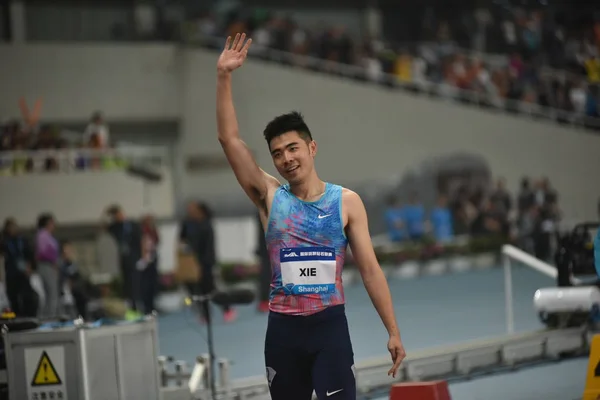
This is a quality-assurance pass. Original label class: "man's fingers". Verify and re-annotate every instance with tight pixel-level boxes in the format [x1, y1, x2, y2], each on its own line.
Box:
[392, 358, 402, 377]
[387, 355, 402, 377]
[241, 38, 253, 55]
[387, 348, 397, 376]
[224, 36, 232, 50]
[231, 33, 241, 51]
[236, 33, 247, 51]
[394, 354, 403, 369]
[387, 347, 405, 378]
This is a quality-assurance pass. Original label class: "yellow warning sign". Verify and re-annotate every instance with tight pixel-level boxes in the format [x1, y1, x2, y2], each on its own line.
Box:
[31, 351, 62, 386]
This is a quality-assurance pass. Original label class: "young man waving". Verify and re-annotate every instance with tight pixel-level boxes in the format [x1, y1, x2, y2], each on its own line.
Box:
[216, 33, 406, 400]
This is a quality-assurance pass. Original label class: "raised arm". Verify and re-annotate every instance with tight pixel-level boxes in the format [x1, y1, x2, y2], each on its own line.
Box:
[216, 33, 279, 209]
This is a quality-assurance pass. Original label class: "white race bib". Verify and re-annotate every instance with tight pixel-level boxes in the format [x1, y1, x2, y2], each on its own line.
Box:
[280, 247, 337, 295]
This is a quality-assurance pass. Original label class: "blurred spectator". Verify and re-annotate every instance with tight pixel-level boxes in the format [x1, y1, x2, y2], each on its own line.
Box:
[35, 213, 60, 318]
[470, 197, 508, 237]
[535, 177, 558, 207]
[517, 177, 535, 222]
[385, 196, 406, 243]
[83, 111, 110, 170]
[83, 111, 110, 148]
[595, 200, 600, 277]
[180, 201, 237, 323]
[403, 192, 426, 240]
[59, 240, 89, 319]
[532, 206, 555, 261]
[570, 79, 588, 115]
[518, 204, 538, 254]
[430, 194, 453, 243]
[490, 177, 512, 219]
[106, 205, 143, 311]
[450, 186, 478, 235]
[0, 218, 38, 317]
[138, 214, 160, 314]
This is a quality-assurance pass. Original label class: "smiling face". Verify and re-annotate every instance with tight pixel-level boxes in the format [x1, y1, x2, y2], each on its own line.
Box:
[269, 131, 317, 184]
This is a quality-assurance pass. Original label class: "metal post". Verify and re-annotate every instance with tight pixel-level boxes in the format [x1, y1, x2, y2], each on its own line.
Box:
[157, 356, 168, 387]
[174, 360, 187, 387]
[503, 254, 514, 334]
[200, 353, 211, 390]
[218, 358, 231, 399]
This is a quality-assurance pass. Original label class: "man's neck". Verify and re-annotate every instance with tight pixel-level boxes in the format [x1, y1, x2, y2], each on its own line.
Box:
[289, 173, 325, 201]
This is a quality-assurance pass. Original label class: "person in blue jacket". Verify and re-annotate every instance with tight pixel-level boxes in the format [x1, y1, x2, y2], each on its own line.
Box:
[596, 199, 600, 277]
[595, 229, 600, 277]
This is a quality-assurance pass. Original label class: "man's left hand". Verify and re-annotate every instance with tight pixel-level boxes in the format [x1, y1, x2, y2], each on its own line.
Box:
[387, 335, 406, 378]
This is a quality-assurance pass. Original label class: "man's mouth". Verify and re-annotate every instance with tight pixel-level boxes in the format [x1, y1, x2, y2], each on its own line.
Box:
[286, 166, 299, 173]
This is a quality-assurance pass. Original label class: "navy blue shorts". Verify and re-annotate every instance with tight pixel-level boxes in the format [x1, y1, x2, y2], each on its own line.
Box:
[264, 305, 356, 400]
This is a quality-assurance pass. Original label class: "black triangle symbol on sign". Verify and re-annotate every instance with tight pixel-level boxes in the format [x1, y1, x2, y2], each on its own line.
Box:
[31, 351, 62, 386]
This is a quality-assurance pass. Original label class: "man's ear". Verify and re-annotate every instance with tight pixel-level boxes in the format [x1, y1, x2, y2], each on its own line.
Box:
[309, 140, 317, 157]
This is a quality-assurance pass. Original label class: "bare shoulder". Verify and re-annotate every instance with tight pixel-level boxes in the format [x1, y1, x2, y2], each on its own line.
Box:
[341, 187, 367, 227]
[341, 187, 364, 210]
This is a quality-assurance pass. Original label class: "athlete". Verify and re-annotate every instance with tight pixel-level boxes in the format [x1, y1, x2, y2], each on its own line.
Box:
[216, 33, 406, 400]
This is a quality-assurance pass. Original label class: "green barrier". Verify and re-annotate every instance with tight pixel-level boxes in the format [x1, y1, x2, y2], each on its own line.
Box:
[101, 157, 128, 171]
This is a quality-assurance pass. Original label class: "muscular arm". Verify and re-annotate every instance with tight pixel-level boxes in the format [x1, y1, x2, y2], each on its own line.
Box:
[216, 71, 279, 209]
[344, 190, 400, 338]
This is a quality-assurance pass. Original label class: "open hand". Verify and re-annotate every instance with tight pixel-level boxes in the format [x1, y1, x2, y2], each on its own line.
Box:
[387, 335, 406, 378]
[217, 33, 252, 74]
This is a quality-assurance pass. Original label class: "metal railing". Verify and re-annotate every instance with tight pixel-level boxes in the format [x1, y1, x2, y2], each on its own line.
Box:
[414, 39, 591, 83]
[0, 146, 169, 175]
[183, 33, 600, 132]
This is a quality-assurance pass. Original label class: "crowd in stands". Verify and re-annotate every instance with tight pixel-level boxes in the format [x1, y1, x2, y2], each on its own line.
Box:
[0, 111, 116, 175]
[385, 176, 560, 262]
[188, 4, 600, 128]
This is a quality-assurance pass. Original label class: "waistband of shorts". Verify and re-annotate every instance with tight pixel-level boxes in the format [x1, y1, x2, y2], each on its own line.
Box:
[268, 304, 346, 323]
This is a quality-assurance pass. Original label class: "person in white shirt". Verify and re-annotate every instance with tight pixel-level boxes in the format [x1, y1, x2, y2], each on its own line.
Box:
[83, 112, 110, 148]
[569, 80, 587, 115]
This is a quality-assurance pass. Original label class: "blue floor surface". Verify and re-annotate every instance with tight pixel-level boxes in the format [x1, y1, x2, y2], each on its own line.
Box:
[156, 265, 587, 399]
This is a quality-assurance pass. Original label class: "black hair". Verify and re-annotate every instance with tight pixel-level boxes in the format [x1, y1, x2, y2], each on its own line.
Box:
[60, 240, 71, 253]
[106, 204, 121, 217]
[37, 213, 54, 229]
[197, 202, 213, 220]
[263, 111, 312, 146]
[2, 217, 15, 234]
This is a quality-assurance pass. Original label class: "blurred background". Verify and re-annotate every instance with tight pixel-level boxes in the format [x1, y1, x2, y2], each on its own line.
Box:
[1, 0, 600, 399]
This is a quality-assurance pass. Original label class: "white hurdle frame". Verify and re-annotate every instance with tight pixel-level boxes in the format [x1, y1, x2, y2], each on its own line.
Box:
[501, 244, 582, 335]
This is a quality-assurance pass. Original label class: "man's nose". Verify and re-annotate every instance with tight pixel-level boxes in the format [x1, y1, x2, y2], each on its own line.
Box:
[283, 152, 294, 164]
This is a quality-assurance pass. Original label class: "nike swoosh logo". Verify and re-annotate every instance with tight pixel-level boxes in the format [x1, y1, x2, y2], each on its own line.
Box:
[318, 214, 332, 219]
[327, 389, 343, 396]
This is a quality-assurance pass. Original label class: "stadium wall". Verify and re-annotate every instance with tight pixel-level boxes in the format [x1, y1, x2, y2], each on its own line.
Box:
[0, 167, 175, 226]
[2, 43, 599, 223]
